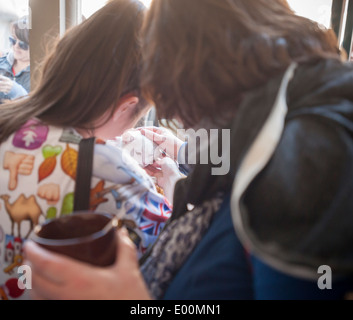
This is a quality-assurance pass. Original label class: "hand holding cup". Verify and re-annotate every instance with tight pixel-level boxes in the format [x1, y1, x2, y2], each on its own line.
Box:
[0, 75, 14, 95]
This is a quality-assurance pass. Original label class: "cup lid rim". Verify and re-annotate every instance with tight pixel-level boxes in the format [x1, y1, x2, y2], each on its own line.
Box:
[31, 212, 117, 246]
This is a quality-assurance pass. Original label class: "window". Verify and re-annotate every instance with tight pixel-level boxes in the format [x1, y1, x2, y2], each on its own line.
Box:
[288, 0, 353, 60]
[287, 0, 333, 28]
[81, 0, 107, 19]
[0, 0, 29, 54]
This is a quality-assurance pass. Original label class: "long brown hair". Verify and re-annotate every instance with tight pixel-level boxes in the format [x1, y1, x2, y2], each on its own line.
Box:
[141, 0, 340, 128]
[0, 0, 146, 143]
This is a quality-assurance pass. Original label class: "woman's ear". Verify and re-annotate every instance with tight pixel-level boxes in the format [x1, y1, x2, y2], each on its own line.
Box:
[113, 96, 140, 121]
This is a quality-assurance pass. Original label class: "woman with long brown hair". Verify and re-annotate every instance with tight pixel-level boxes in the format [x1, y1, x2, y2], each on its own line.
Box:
[25, 0, 353, 299]
[0, 0, 173, 300]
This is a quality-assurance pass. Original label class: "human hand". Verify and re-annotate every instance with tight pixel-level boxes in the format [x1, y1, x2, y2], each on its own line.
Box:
[23, 229, 152, 300]
[140, 127, 184, 161]
[0, 76, 14, 95]
[122, 129, 156, 168]
[148, 157, 184, 203]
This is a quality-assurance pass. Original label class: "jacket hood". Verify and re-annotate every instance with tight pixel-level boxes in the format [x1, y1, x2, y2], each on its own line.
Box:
[231, 58, 353, 279]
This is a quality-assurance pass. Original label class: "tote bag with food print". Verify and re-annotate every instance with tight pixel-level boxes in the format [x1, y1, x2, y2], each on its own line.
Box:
[0, 119, 172, 300]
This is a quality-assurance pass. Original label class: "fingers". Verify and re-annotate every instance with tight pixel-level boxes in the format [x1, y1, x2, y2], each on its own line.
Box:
[24, 241, 65, 285]
[0, 77, 13, 94]
[25, 241, 119, 300]
[139, 126, 164, 134]
[114, 228, 139, 271]
[140, 129, 166, 146]
[29, 266, 66, 300]
[24, 241, 89, 285]
[24, 241, 104, 300]
[24, 232, 147, 300]
[154, 157, 180, 173]
[144, 163, 162, 175]
[141, 128, 184, 161]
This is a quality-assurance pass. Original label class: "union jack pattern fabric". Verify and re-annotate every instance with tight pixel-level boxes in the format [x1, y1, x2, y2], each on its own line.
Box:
[138, 192, 172, 252]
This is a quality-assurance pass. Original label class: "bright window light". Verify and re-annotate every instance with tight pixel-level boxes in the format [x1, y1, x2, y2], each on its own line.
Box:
[141, 0, 152, 7]
[287, 0, 333, 28]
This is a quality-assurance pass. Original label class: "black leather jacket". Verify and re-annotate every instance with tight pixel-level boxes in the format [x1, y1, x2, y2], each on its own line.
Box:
[232, 58, 353, 279]
[173, 58, 353, 279]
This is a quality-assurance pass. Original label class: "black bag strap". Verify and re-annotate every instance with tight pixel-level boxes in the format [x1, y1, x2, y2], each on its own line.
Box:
[74, 137, 96, 212]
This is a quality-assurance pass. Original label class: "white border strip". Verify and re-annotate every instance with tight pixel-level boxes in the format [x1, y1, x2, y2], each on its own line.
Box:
[60, 0, 66, 37]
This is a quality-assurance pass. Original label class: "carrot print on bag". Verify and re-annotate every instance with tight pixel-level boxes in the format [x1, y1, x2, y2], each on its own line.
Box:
[38, 157, 56, 183]
[38, 145, 62, 183]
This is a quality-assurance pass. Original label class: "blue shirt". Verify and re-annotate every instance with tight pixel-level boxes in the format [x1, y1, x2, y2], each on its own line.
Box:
[163, 194, 353, 300]
[0, 51, 30, 102]
[251, 257, 353, 300]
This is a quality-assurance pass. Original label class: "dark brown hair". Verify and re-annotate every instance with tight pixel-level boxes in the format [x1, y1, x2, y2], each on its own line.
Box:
[0, 0, 146, 143]
[141, 0, 340, 128]
[12, 16, 30, 44]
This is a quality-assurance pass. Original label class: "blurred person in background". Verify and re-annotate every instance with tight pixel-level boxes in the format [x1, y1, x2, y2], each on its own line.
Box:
[0, 16, 30, 103]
